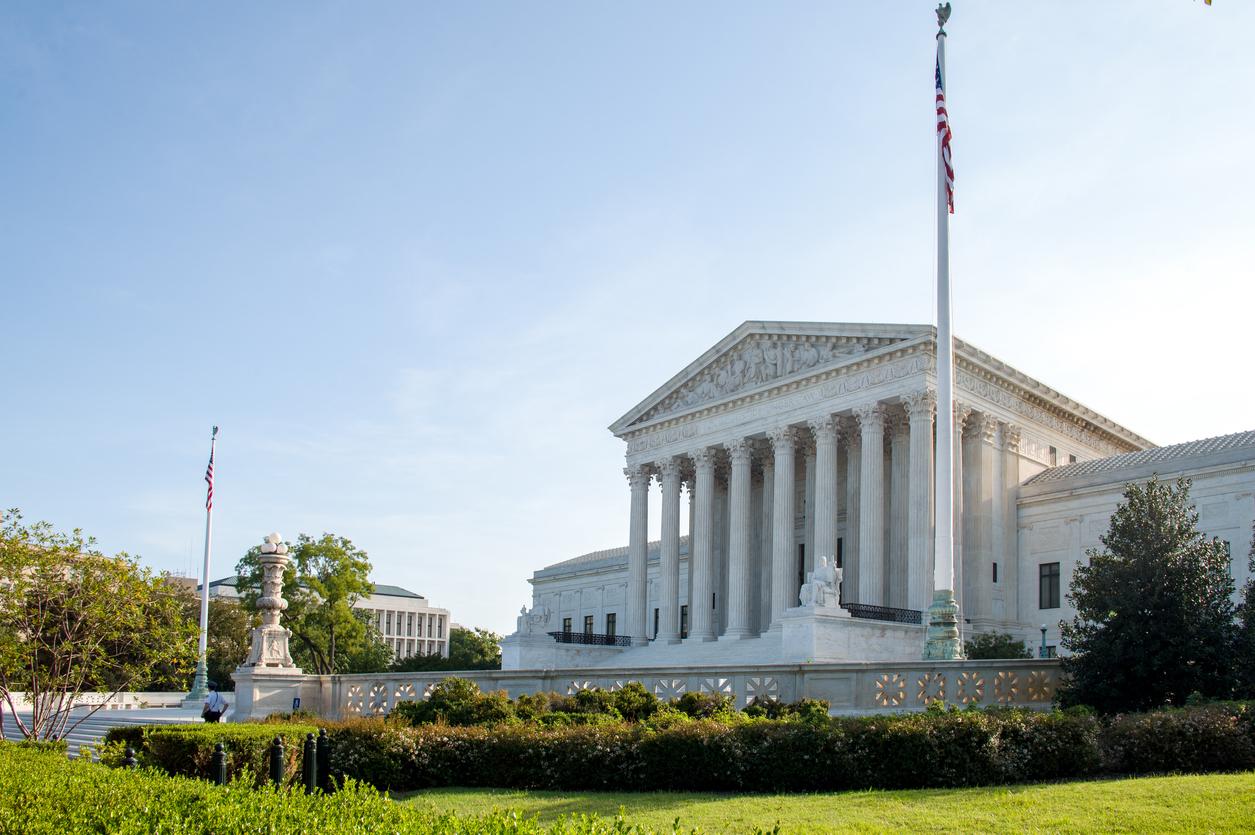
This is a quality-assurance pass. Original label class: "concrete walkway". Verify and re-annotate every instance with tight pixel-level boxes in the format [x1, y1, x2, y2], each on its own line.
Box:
[2, 706, 205, 757]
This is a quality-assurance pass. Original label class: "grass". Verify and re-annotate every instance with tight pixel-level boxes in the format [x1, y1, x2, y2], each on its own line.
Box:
[400, 772, 1255, 835]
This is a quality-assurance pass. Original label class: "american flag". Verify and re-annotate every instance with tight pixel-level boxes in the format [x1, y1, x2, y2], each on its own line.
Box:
[936, 49, 954, 213]
[205, 448, 215, 510]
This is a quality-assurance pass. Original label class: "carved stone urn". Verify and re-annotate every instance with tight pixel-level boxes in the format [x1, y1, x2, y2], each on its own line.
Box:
[242, 532, 297, 668]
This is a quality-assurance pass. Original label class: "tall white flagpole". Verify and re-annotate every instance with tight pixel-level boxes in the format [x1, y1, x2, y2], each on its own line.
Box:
[924, 3, 963, 661]
[186, 426, 217, 702]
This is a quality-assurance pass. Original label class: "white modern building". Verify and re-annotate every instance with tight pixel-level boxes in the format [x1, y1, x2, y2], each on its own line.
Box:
[206, 577, 452, 659]
[504, 321, 1254, 671]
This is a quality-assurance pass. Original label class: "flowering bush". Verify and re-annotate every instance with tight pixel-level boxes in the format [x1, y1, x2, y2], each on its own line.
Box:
[1101, 702, 1255, 774]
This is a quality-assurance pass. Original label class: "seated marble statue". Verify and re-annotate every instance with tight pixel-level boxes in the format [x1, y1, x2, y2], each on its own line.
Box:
[799, 556, 843, 609]
[515, 603, 551, 634]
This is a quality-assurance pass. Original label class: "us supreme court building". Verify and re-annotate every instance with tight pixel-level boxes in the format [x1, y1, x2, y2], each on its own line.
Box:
[502, 321, 1255, 672]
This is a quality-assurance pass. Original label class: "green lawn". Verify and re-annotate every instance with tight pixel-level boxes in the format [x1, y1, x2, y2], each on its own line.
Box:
[401, 772, 1255, 835]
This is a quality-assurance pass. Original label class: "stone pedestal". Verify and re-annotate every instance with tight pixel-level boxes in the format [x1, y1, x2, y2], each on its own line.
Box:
[228, 532, 303, 721]
[228, 666, 306, 721]
[780, 605, 925, 664]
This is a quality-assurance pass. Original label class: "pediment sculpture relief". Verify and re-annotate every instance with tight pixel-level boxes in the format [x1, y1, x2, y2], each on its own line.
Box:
[642, 336, 899, 422]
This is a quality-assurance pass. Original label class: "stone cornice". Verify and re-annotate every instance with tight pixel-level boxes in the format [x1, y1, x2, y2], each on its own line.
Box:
[617, 329, 1154, 462]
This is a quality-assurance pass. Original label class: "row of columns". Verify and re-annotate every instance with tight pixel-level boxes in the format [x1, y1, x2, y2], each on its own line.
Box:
[626, 390, 975, 646]
[623, 394, 1024, 647]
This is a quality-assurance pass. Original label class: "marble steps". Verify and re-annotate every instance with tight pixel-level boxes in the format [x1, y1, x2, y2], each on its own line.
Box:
[590, 630, 784, 669]
[2, 707, 203, 758]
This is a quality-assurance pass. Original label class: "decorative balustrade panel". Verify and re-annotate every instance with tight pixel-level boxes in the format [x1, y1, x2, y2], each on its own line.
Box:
[326, 660, 1059, 719]
[548, 631, 633, 647]
[840, 603, 924, 625]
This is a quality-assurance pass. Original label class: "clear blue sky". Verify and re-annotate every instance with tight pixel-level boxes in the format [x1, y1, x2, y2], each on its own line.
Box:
[2, 2, 1251, 635]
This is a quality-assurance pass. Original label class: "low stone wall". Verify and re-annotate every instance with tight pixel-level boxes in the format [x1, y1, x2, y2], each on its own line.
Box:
[306, 658, 1061, 719]
[4, 691, 188, 711]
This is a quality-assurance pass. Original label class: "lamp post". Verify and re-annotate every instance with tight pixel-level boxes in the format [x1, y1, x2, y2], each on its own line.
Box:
[1039, 624, 1048, 659]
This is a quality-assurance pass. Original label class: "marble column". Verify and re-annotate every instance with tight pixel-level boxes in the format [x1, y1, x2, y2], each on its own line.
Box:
[962, 413, 997, 623]
[688, 448, 718, 641]
[625, 464, 651, 646]
[887, 411, 911, 609]
[842, 420, 862, 604]
[723, 438, 754, 638]
[758, 447, 775, 633]
[951, 403, 972, 619]
[803, 435, 817, 588]
[768, 426, 798, 628]
[655, 457, 684, 644]
[855, 402, 886, 607]
[808, 415, 840, 571]
[902, 390, 937, 613]
[1001, 425, 1022, 623]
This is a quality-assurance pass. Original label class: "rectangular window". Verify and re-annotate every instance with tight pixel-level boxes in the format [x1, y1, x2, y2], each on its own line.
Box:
[427, 615, 433, 637]
[1040, 562, 1061, 609]
[605, 613, 616, 636]
[653, 608, 659, 639]
[437, 617, 444, 639]
[992, 562, 998, 583]
[680, 605, 688, 639]
[1068, 454, 1078, 464]
[386, 612, 393, 635]
[1043, 646, 1057, 659]
[563, 617, 572, 633]
[584, 615, 594, 634]
[407, 614, 413, 637]
[1049, 446, 1058, 466]
[407, 640, 414, 657]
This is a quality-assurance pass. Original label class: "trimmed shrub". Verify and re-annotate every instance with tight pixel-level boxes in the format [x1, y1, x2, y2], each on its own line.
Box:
[102, 722, 317, 786]
[1102, 703, 1255, 774]
[0, 742, 622, 834]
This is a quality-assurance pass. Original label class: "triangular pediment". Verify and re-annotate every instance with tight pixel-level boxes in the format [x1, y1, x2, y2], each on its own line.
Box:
[610, 321, 933, 434]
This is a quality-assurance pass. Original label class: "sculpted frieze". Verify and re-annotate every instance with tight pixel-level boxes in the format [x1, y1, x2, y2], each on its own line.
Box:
[639, 335, 904, 423]
[625, 354, 932, 456]
[955, 370, 1122, 456]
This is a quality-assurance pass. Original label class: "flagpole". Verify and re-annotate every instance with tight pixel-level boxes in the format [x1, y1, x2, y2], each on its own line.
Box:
[186, 426, 217, 703]
[924, 3, 963, 661]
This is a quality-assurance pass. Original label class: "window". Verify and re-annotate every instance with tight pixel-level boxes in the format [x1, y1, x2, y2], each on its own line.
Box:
[386, 612, 393, 635]
[1049, 446, 1058, 466]
[407, 640, 414, 657]
[407, 614, 413, 637]
[605, 613, 616, 636]
[1040, 562, 1061, 609]
[584, 615, 594, 634]
[437, 617, 444, 639]
[427, 615, 433, 637]
[680, 605, 688, 639]
[1068, 454, 1078, 464]
[1042, 646, 1057, 659]
[563, 617, 572, 633]
[653, 608, 659, 639]
[992, 562, 998, 583]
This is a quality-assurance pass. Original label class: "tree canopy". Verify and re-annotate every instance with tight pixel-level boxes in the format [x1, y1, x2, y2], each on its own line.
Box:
[964, 631, 1032, 660]
[1059, 477, 1238, 713]
[235, 532, 384, 675]
[0, 509, 199, 740]
[391, 627, 502, 673]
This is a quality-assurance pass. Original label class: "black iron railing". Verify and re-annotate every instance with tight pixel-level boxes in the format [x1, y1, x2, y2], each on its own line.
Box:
[549, 631, 633, 647]
[841, 603, 924, 625]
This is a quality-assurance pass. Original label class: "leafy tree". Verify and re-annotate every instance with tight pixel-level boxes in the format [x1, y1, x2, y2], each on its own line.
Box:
[1059, 477, 1238, 713]
[390, 627, 502, 673]
[1235, 524, 1255, 699]
[965, 631, 1033, 660]
[235, 533, 378, 675]
[0, 509, 199, 740]
[204, 598, 259, 691]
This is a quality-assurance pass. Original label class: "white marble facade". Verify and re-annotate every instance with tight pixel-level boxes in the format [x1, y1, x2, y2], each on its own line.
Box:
[505, 321, 1253, 670]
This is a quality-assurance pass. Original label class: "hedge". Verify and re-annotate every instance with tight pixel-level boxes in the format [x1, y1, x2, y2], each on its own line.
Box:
[101, 722, 319, 787]
[0, 743, 633, 835]
[102, 701, 1255, 794]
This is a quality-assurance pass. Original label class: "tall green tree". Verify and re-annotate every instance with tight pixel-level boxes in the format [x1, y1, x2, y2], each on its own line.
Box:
[391, 627, 502, 673]
[235, 533, 380, 675]
[1234, 524, 1255, 699]
[1059, 477, 1238, 713]
[0, 509, 199, 740]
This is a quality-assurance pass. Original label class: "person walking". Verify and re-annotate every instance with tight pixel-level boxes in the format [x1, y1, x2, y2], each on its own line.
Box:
[202, 682, 228, 723]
